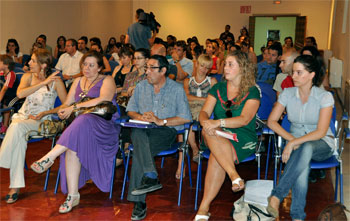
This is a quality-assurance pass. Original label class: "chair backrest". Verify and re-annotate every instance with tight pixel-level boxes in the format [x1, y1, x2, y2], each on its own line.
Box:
[14, 67, 24, 74]
[107, 60, 119, 76]
[105, 54, 112, 60]
[15, 62, 23, 68]
[256, 82, 276, 121]
[210, 73, 222, 82]
[22, 54, 31, 65]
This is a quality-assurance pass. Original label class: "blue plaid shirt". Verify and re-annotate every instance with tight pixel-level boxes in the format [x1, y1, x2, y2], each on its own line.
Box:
[126, 78, 192, 130]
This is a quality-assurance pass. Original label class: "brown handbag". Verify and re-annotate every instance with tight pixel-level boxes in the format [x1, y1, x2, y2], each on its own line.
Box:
[318, 203, 348, 221]
[67, 97, 117, 124]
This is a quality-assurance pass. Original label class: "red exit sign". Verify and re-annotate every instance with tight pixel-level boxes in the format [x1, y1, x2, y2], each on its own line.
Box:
[240, 6, 251, 13]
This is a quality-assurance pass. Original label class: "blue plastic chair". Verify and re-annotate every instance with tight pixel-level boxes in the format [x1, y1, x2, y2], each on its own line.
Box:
[105, 60, 119, 76]
[120, 123, 192, 206]
[275, 112, 348, 204]
[22, 54, 30, 66]
[256, 82, 276, 180]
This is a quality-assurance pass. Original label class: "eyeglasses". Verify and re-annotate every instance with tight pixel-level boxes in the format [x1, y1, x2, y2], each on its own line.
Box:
[225, 100, 233, 117]
[146, 66, 160, 70]
[134, 57, 145, 60]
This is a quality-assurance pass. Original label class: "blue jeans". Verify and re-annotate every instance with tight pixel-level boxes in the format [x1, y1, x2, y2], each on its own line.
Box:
[271, 139, 333, 220]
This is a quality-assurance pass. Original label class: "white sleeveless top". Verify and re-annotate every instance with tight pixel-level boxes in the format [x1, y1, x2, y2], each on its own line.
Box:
[13, 78, 57, 120]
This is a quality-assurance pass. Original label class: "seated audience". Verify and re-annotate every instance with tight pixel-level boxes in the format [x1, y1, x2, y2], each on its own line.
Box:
[23, 42, 43, 72]
[206, 40, 220, 74]
[256, 42, 282, 85]
[112, 46, 135, 93]
[36, 34, 52, 55]
[105, 37, 117, 55]
[55, 39, 84, 85]
[195, 51, 260, 220]
[0, 55, 20, 133]
[267, 55, 334, 220]
[273, 51, 299, 97]
[1, 39, 23, 64]
[31, 50, 120, 213]
[120, 48, 149, 97]
[54, 36, 66, 59]
[300, 46, 329, 90]
[304, 36, 318, 48]
[0, 49, 67, 204]
[176, 54, 218, 178]
[282, 36, 297, 54]
[126, 55, 192, 220]
[90, 43, 112, 73]
[241, 41, 257, 64]
[90, 37, 102, 48]
[109, 42, 123, 62]
[257, 46, 267, 63]
[168, 41, 193, 83]
[151, 43, 177, 80]
[78, 36, 89, 54]
[120, 34, 126, 45]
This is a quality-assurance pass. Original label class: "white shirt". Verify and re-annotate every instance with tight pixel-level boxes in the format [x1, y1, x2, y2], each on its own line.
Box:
[55, 50, 83, 76]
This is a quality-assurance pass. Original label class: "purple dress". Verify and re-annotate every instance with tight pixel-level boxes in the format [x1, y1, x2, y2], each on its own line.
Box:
[57, 78, 121, 194]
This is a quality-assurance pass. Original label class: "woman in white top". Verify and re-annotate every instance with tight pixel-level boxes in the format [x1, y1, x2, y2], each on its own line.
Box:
[2, 39, 23, 64]
[267, 55, 334, 220]
[0, 49, 67, 204]
[176, 54, 217, 179]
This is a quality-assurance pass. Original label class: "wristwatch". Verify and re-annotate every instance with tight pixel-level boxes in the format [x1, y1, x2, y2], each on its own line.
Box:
[163, 119, 168, 126]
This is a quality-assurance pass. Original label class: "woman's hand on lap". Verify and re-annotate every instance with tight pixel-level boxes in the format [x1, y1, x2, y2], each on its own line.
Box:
[58, 106, 73, 119]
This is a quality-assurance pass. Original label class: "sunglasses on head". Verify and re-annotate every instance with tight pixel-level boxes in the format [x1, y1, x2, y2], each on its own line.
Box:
[225, 100, 233, 117]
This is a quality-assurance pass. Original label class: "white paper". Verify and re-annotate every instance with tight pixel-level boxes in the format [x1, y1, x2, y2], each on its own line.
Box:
[244, 180, 274, 207]
[129, 119, 151, 125]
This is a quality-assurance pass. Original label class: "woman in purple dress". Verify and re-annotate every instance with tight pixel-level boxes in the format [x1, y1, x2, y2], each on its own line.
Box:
[31, 50, 120, 213]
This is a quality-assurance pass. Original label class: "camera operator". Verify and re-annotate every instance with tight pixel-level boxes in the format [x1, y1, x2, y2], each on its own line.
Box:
[125, 9, 158, 50]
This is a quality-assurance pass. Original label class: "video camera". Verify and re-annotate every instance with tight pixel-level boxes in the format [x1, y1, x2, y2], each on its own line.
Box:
[139, 12, 161, 33]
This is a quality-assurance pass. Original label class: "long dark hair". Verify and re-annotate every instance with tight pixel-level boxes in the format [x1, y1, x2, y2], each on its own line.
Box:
[294, 55, 324, 87]
[6, 39, 20, 54]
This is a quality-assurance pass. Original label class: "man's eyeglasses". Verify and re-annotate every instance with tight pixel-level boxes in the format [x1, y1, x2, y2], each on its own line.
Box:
[146, 66, 160, 70]
[134, 57, 145, 60]
[225, 100, 232, 117]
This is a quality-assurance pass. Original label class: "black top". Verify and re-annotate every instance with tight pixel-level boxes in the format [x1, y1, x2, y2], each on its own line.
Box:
[114, 65, 135, 87]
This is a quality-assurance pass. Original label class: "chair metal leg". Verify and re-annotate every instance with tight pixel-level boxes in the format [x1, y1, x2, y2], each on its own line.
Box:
[161, 157, 165, 168]
[44, 136, 57, 191]
[335, 166, 339, 202]
[24, 161, 28, 170]
[54, 167, 60, 194]
[264, 135, 272, 179]
[257, 153, 261, 179]
[44, 168, 51, 191]
[194, 152, 202, 211]
[177, 150, 186, 206]
[109, 155, 117, 199]
[121, 150, 131, 200]
[340, 160, 343, 204]
[186, 151, 192, 187]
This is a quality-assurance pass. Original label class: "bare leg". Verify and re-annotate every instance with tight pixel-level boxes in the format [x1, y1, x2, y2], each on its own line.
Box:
[196, 132, 242, 215]
[65, 149, 81, 195]
[197, 153, 226, 215]
[37, 144, 68, 162]
[204, 132, 241, 184]
[188, 127, 199, 157]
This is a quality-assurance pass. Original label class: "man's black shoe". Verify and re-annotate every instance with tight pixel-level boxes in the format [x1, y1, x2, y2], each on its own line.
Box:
[309, 170, 317, 183]
[317, 169, 326, 179]
[131, 201, 147, 220]
[131, 176, 162, 195]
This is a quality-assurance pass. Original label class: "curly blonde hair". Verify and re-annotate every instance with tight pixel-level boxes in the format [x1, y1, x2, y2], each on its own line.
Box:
[226, 50, 256, 104]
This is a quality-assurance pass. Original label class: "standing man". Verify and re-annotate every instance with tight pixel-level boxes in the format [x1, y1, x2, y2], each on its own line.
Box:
[55, 39, 83, 85]
[126, 55, 192, 220]
[168, 40, 193, 83]
[125, 9, 157, 50]
[219, 25, 235, 44]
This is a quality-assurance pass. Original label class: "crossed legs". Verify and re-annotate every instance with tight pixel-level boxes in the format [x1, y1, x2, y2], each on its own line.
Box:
[197, 132, 242, 216]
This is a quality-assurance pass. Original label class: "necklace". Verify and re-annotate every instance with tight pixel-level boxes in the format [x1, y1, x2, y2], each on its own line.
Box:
[79, 75, 99, 98]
